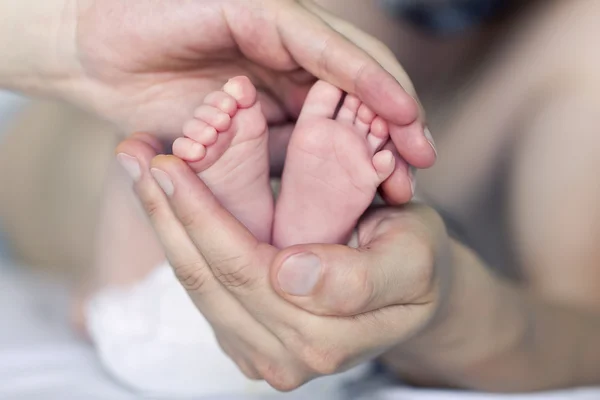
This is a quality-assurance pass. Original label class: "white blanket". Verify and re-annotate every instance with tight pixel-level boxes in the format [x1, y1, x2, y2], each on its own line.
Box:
[1, 262, 599, 400]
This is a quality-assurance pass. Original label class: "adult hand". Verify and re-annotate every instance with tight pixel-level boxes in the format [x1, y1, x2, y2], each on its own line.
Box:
[3, 0, 436, 202]
[85, 0, 432, 158]
[118, 135, 600, 392]
[114, 133, 449, 390]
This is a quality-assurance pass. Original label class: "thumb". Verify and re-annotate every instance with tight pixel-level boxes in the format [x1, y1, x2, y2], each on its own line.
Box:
[271, 216, 437, 317]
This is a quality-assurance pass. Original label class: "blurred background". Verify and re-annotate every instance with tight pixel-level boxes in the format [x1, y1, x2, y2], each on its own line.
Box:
[2, 0, 600, 397]
[0, 94, 117, 279]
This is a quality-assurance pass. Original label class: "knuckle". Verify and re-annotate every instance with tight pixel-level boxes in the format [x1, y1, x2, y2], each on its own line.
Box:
[140, 196, 164, 221]
[298, 342, 345, 376]
[177, 208, 202, 231]
[256, 359, 305, 392]
[210, 255, 258, 291]
[171, 260, 214, 292]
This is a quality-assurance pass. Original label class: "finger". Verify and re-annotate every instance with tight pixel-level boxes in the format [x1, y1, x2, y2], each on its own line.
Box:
[148, 156, 325, 340]
[271, 205, 440, 317]
[148, 155, 272, 294]
[389, 121, 437, 169]
[117, 138, 304, 384]
[278, 2, 418, 127]
[115, 139, 221, 294]
[298, 2, 437, 169]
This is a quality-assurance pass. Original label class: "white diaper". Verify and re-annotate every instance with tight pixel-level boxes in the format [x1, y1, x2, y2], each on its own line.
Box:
[85, 262, 368, 398]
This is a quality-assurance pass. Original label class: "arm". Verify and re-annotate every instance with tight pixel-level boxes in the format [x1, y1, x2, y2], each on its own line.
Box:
[383, 240, 600, 392]
[0, 0, 77, 94]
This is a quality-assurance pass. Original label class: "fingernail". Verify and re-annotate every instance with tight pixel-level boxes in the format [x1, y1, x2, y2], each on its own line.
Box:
[116, 153, 141, 182]
[278, 253, 322, 296]
[150, 168, 174, 196]
[424, 127, 437, 157]
[409, 166, 417, 197]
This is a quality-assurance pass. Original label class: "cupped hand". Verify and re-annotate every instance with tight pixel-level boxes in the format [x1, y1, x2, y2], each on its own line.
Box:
[71, 0, 435, 203]
[115, 133, 449, 390]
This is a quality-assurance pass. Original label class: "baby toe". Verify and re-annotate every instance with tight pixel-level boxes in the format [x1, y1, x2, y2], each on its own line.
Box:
[357, 104, 376, 125]
[183, 119, 218, 146]
[298, 80, 344, 120]
[173, 137, 207, 162]
[336, 94, 361, 125]
[193, 105, 232, 132]
[203, 91, 238, 117]
[223, 76, 258, 109]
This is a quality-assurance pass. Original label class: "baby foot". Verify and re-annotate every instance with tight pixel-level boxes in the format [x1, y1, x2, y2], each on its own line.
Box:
[273, 81, 394, 248]
[173, 76, 273, 242]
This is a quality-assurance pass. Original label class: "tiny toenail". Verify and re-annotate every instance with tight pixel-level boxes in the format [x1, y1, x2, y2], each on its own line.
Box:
[150, 168, 175, 196]
[424, 127, 437, 157]
[278, 253, 322, 296]
[116, 153, 141, 182]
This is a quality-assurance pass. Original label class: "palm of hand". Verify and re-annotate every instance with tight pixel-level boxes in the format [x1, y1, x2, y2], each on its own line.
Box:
[75, 0, 311, 136]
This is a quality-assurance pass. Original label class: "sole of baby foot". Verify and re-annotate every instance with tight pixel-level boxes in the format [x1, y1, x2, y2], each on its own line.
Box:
[273, 81, 394, 248]
[173, 76, 274, 243]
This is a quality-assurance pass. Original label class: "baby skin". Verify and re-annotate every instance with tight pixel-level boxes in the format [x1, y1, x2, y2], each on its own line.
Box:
[174, 77, 394, 248]
[273, 81, 394, 247]
[173, 76, 273, 242]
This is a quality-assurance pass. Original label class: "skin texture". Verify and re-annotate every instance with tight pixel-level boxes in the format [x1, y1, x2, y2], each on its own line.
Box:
[273, 81, 394, 248]
[107, 0, 600, 391]
[116, 134, 441, 390]
[74, 0, 433, 158]
[0, 0, 436, 204]
[116, 134, 600, 392]
[175, 76, 274, 243]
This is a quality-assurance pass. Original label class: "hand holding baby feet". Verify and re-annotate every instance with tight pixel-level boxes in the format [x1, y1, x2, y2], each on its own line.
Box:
[172, 76, 273, 243]
[273, 81, 395, 248]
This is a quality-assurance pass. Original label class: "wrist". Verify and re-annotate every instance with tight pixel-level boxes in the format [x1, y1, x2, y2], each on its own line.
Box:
[0, 0, 81, 96]
[382, 240, 528, 388]
[385, 239, 600, 391]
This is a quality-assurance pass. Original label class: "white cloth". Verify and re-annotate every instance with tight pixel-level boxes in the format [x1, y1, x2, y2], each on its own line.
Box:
[2, 259, 600, 399]
[85, 262, 369, 398]
[0, 264, 141, 400]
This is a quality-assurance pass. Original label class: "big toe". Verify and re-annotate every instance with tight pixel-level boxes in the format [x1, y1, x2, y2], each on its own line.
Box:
[299, 80, 344, 120]
[223, 76, 258, 109]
